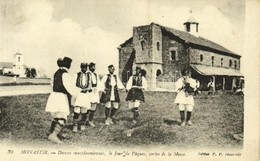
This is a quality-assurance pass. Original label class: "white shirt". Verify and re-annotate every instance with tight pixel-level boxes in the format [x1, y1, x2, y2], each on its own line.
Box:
[126, 76, 148, 90]
[62, 68, 80, 97]
[100, 74, 125, 91]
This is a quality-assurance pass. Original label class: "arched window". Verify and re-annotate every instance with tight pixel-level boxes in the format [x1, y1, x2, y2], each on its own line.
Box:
[156, 42, 160, 51]
[141, 41, 145, 51]
[141, 69, 146, 77]
[156, 69, 162, 77]
[186, 23, 190, 32]
[200, 54, 203, 62]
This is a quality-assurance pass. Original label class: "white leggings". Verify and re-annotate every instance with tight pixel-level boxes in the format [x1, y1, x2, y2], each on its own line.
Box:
[179, 104, 193, 112]
[128, 101, 141, 108]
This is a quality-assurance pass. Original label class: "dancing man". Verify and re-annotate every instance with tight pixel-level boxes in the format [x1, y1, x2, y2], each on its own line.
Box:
[87, 62, 101, 127]
[100, 65, 125, 125]
[73, 63, 92, 132]
[45, 57, 79, 143]
[126, 66, 148, 124]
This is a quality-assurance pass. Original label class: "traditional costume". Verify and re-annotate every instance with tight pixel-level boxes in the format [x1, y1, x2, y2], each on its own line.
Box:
[45, 57, 79, 143]
[100, 65, 125, 125]
[126, 66, 148, 123]
[73, 63, 92, 132]
[174, 69, 196, 126]
[87, 62, 101, 127]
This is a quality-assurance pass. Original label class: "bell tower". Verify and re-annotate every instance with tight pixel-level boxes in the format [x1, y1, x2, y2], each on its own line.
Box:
[13, 52, 24, 77]
[183, 10, 199, 36]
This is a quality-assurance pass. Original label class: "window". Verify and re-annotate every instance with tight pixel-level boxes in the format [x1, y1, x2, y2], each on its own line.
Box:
[18, 57, 20, 62]
[169, 50, 177, 61]
[211, 56, 214, 66]
[156, 69, 162, 77]
[200, 54, 203, 62]
[186, 23, 190, 32]
[141, 41, 145, 51]
[229, 60, 232, 67]
[234, 60, 237, 69]
[221, 58, 223, 67]
[156, 42, 160, 51]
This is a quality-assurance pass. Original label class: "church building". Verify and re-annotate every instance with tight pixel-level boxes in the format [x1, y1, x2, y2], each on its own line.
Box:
[0, 52, 26, 77]
[118, 14, 243, 91]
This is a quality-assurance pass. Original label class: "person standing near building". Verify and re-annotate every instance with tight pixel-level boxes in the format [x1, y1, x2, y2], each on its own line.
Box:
[100, 65, 125, 126]
[194, 79, 200, 96]
[45, 57, 80, 144]
[207, 78, 214, 95]
[73, 63, 92, 132]
[174, 68, 196, 126]
[87, 62, 101, 127]
[126, 66, 148, 124]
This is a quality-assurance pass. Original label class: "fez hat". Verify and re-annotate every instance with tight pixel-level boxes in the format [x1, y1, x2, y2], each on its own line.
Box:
[89, 62, 95, 68]
[63, 57, 72, 68]
[181, 68, 189, 76]
[136, 66, 141, 70]
[57, 58, 63, 67]
[108, 64, 114, 68]
[80, 62, 88, 68]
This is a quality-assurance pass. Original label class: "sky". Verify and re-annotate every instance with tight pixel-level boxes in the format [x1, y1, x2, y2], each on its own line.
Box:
[0, 0, 245, 76]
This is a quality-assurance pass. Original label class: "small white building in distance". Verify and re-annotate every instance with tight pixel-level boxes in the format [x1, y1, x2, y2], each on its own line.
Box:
[0, 52, 26, 77]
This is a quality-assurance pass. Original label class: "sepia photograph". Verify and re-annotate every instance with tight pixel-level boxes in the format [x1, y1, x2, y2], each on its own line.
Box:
[0, 0, 259, 161]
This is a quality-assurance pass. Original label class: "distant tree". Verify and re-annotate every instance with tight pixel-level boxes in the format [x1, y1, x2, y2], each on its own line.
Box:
[31, 68, 37, 78]
[25, 67, 37, 78]
[25, 68, 31, 78]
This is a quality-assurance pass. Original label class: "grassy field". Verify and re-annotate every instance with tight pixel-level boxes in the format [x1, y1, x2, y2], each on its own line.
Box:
[0, 91, 243, 149]
[0, 75, 51, 85]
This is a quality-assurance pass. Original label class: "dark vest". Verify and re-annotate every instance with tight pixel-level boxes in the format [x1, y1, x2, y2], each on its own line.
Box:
[132, 75, 142, 87]
[91, 73, 98, 87]
[53, 68, 69, 95]
[76, 72, 91, 89]
[100, 74, 120, 103]
[105, 74, 118, 89]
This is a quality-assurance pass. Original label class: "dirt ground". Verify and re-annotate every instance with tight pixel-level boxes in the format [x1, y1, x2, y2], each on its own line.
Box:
[0, 91, 243, 149]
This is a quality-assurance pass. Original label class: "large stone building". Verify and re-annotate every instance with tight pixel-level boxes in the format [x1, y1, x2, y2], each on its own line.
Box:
[118, 16, 243, 91]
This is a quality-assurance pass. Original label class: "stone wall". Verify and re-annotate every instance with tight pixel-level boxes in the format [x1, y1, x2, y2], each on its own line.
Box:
[161, 33, 189, 81]
[189, 48, 241, 70]
[133, 25, 153, 63]
[118, 41, 134, 83]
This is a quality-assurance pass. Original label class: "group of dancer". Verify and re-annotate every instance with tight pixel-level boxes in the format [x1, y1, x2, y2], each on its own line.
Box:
[45, 56, 148, 144]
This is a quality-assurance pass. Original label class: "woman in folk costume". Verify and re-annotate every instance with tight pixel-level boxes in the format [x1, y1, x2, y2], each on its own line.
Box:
[87, 62, 101, 127]
[126, 66, 148, 124]
[73, 63, 92, 132]
[100, 64, 125, 126]
[174, 68, 196, 126]
[45, 57, 80, 144]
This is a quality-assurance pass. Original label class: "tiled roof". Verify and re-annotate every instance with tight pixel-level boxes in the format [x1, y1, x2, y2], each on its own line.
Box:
[119, 23, 240, 58]
[184, 16, 198, 24]
[119, 37, 133, 47]
[0, 62, 13, 68]
[191, 64, 243, 76]
[161, 25, 240, 57]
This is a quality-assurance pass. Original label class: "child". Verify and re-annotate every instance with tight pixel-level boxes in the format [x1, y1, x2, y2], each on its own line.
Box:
[174, 68, 196, 126]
